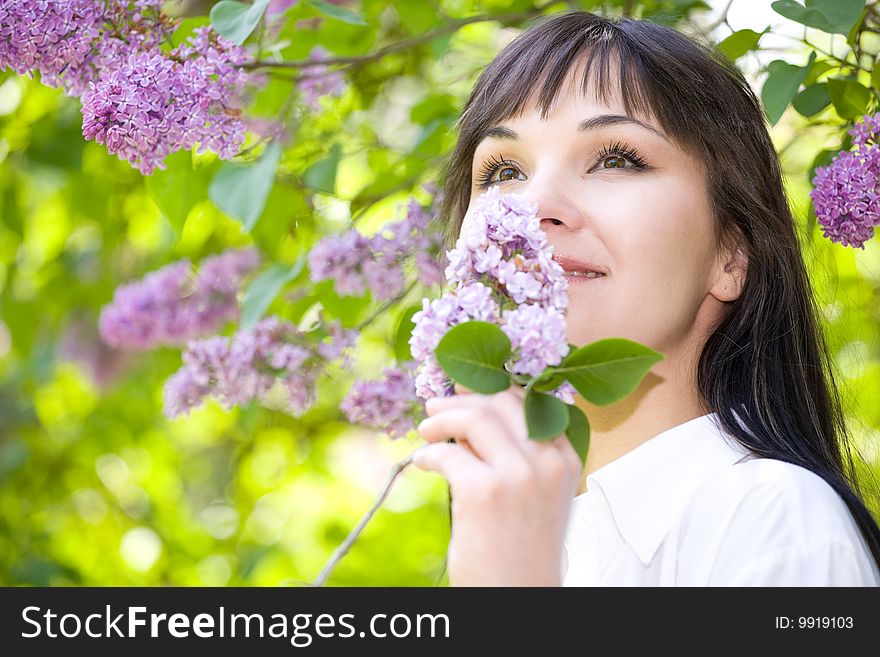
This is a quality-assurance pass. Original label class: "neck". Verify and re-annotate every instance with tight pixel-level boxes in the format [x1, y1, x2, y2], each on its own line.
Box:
[573, 346, 709, 495]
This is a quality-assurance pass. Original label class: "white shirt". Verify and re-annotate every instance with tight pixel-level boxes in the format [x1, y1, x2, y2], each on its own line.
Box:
[562, 412, 880, 586]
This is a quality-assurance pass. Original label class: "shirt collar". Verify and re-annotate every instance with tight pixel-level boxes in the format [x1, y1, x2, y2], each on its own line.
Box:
[579, 411, 753, 567]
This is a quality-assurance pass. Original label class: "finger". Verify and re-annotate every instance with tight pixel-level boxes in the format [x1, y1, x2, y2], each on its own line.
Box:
[424, 391, 526, 447]
[426, 388, 525, 431]
[551, 432, 584, 475]
[452, 381, 526, 399]
[417, 406, 530, 472]
[411, 442, 489, 489]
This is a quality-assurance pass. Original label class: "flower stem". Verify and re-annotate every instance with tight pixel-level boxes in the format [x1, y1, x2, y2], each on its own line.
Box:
[311, 451, 416, 586]
[354, 280, 418, 332]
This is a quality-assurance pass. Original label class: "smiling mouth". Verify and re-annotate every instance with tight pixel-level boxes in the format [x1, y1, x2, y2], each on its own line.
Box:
[563, 271, 606, 280]
[552, 254, 608, 281]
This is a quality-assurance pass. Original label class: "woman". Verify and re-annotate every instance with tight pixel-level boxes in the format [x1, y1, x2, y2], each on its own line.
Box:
[411, 10, 880, 586]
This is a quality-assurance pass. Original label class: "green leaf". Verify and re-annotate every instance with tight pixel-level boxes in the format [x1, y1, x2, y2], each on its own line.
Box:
[531, 368, 565, 393]
[846, 7, 867, 47]
[524, 388, 570, 441]
[792, 83, 832, 117]
[305, 0, 367, 25]
[555, 338, 664, 406]
[168, 17, 210, 49]
[718, 28, 766, 61]
[565, 405, 591, 467]
[410, 94, 457, 125]
[761, 52, 815, 126]
[209, 0, 271, 45]
[144, 150, 212, 234]
[393, 305, 421, 362]
[434, 321, 512, 395]
[771, 0, 863, 35]
[314, 279, 370, 327]
[247, 183, 308, 259]
[807, 147, 837, 184]
[827, 78, 871, 119]
[209, 142, 282, 231]
[240, 257, 306, 330]
[395, 1, 439, 35]
[411, 119, 445, 157]
[872, 65, 880, 94]
[804, 58, 836, 85]
[302, 143, 341, 194]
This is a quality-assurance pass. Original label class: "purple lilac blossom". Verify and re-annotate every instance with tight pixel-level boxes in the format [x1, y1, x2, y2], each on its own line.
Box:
[0, 0, 105, 93]
[163, 316, 357, 418]
[99, 248, 260, 350]
[501, 304, 569, 377]
[1, 2, 253, 174]
[340, 363, 424, 439]
[81, 27, 251, 174]
[296, 46, 348, 111]
[308, 197, 446, 299]
[410, 186, 573, 402]
[409, 282, 501, 399]
[810, 113, 880, 249]
[0, 1, 174, 96]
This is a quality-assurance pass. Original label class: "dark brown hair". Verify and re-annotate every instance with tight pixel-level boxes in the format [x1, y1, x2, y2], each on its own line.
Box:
[438, 10, 880, 575]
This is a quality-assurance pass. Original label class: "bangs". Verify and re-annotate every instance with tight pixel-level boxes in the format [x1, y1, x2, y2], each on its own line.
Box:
[462, 19, 678, 150]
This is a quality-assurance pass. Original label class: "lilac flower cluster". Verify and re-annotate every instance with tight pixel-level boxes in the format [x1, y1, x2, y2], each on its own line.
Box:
[810, 112, 880, 249]
[410, 186, 576, 403]
[308, 196, 446, 299]
[81, 27, 251, 174]
[1, 1, 252, 174]
[340, 363, 424, 439]
[296, 46, 349, 112]
[0, 0, 103, 93]
[163, 316, 357, 418]
[99, 248, 260, 350]
[0, 0, 173, 96]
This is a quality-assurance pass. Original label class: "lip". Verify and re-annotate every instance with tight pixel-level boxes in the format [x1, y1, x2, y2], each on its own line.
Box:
[552, 254, 608, 279]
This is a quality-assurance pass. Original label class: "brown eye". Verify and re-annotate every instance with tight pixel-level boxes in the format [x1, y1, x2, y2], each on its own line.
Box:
[498, 166, 519, 181]
[593, 141, 650, 172]
[602, 155, 627, 169]
[475, 155, 527, 189]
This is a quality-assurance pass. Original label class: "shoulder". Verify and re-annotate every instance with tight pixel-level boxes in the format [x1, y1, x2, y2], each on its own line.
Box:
[684, 457, 854, 543]
[673, 457, 880, 585]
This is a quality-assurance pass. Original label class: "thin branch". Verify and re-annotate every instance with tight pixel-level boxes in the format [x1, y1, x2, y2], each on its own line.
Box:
[354, 280, 418, 332]
[244, 0, 562, 71]
[311, 451, 416, 586]
[773, 32, 867, 74]
[702, 0, 734, 35]
[235, 85, 300, 158]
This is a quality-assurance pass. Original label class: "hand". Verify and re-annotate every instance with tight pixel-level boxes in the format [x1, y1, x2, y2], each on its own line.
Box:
[413, 383, 583, 586]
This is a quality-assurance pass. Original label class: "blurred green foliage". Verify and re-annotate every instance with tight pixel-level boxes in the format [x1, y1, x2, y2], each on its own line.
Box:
[1, 0, 879, 586]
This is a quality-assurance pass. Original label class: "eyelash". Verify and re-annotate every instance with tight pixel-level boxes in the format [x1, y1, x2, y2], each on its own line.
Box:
[474, 140, 650, 189]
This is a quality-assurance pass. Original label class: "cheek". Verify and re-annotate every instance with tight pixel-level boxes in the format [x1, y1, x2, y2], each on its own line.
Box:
[568, 178, 716, 348]
[599, 175, 715, 283]
[459, 206, 475, 239]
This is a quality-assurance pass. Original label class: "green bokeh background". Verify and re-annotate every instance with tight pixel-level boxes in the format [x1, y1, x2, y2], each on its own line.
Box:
[0, 0, 878, 585]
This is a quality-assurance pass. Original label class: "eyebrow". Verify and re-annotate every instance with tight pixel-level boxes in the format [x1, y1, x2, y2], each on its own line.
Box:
[478, 113, 669, 144]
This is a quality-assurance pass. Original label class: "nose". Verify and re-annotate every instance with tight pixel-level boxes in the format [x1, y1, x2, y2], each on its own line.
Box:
[518, 176, 586, 233]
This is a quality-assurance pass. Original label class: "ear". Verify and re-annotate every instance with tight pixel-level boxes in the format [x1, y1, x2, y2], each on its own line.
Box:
[709, 242, 748, 303]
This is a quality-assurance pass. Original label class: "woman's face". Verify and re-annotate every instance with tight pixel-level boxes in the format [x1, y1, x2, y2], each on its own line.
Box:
[462, 63, 740, 358]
